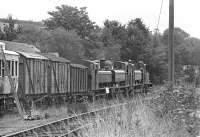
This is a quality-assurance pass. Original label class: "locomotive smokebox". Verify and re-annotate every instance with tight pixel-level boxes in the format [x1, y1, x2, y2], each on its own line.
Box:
[0, 42, 5, 50]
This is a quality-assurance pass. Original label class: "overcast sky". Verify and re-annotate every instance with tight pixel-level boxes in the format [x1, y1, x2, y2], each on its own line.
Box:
[0, 0, 199, 38]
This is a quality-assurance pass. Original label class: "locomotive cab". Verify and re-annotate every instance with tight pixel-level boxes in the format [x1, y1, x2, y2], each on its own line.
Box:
[134, 61, 151, 86]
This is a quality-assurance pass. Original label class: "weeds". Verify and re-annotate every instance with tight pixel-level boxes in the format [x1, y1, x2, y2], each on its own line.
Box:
[1, 87, 195, 137]
[150, 85, 200, 136]
[77, 95, 190, 137]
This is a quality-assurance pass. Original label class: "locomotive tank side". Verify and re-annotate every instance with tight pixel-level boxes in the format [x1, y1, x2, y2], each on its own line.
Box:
[96, 60, 113, 88]
[97, 70, 112, 83]
[114, 70, 126, 83]
[113, 61, 128, 86]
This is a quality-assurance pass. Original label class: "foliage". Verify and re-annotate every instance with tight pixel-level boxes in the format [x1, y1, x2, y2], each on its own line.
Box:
[120, 18, 151, 62]
[162, 27, 189, 46]
[44, 5, 95, 39]
[148, 34, 168, 84]
[15, 25, 85, 61]
[80, 97, 190, 137]
[151, 86, 200, 136]
[183, 66, 196, 83]
[47, 28, 85, 61]
[14, 24, 51, 51]
[148, 27, 200, 83]
[102, 20, 126, 46]
[180, 38, 200, 65]
[92, 20, 126, 60]
[0, 15, 23, 41]
[81, 19, 126, 60]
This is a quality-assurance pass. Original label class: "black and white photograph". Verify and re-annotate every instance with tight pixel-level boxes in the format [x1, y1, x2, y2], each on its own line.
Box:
[0, 0, 199, 136]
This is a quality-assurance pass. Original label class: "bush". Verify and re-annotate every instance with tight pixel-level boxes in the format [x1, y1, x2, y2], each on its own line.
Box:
[150, 85, 200, 136]
[78, 96, 190, 137]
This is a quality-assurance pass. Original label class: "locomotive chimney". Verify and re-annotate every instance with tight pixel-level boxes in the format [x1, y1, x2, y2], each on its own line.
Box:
[0, 42, 5, 50]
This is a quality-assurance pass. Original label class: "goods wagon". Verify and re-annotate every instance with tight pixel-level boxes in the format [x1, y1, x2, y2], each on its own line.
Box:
[17, 52, 48, 96]
[73, 59, 99, 91]
[41, 53, 70, 94]
[0, 44, 19, 95]
[70, 64, 88, 93]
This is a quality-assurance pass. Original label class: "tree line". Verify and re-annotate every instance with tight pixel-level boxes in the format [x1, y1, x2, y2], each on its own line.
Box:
[1, 5, 200, 84]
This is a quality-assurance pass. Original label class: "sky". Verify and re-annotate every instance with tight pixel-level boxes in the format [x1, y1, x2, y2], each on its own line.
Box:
[0, 0, 200, 38]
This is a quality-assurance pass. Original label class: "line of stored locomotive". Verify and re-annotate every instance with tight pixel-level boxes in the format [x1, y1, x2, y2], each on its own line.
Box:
[0, 41, 151, 111]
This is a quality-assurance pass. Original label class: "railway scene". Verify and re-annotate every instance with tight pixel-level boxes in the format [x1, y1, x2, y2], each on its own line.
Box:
[0, 0, 200, 137]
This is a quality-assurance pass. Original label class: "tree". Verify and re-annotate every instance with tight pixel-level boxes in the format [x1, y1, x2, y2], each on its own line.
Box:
[181, 37, 200, 65]
[15, 25, 85, 61]
[44, 5, 95, 39]
[102, 20, 126, 47]
[149, 33, 168, 84]
[161, 27, 191, 79]
[162, 27, 189, 46]
[48, 28, 85, 61]
[120, 18, 151, 62]
[0, 15, 23, 41]
[14, 24, 51, 51]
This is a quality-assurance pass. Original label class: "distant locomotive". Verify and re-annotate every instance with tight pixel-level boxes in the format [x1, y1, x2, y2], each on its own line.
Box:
[0, 41, 152, 111]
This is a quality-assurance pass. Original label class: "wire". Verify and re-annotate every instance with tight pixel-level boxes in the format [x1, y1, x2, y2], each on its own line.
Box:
[155, 0, 164, 34]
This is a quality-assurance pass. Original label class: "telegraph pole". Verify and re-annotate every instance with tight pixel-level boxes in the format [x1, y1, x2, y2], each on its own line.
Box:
[168, 0, 174, 87]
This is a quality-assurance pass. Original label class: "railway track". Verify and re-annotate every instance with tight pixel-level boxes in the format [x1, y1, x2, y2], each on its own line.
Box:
[2, 103, 129, 137]
[2, 93, 154, 137]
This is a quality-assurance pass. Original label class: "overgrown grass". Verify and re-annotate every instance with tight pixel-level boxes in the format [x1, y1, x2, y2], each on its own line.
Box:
[76, 95, 190, 137]
[37, 91, 192, 137]
[1, 87, 196, 137]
